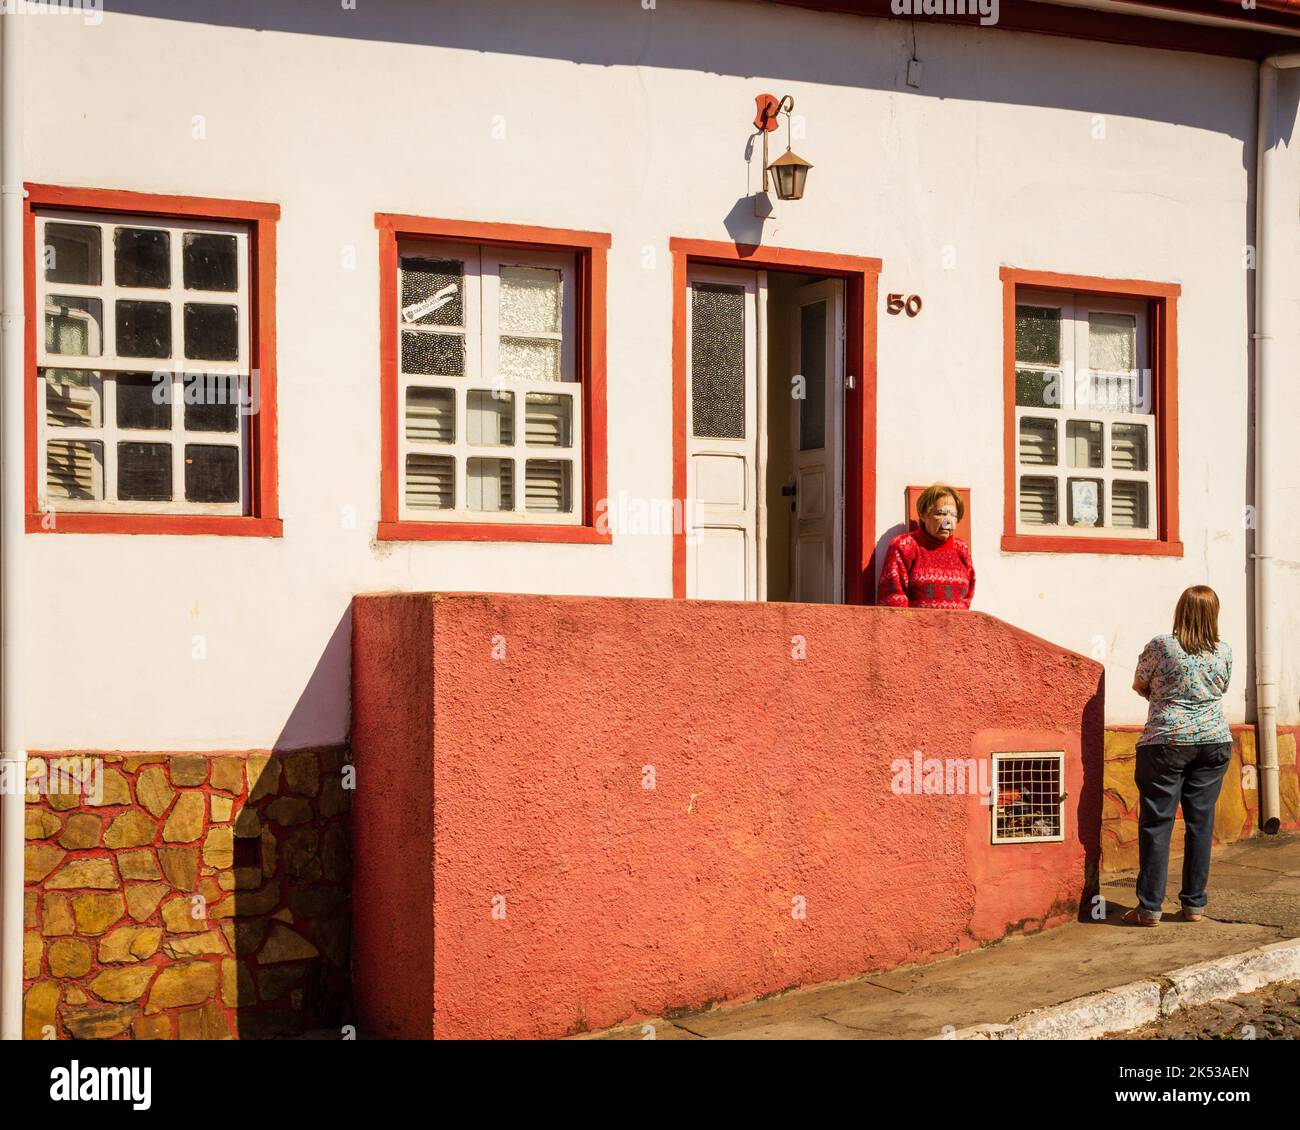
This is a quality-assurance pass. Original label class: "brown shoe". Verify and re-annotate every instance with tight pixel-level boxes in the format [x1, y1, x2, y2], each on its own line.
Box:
[1122, 907, 1160, 927]
[1180, 907, 1204, 922]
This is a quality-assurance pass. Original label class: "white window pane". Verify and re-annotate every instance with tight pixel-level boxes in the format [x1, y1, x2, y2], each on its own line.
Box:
[1111, 423, 1148, 471]
[1066, 419, 1102, 468]
[525, 393, 572, 447]
[401, 257, 464, 327]
[1078, 372, 1139, 413]
[467, 390, 514, 445]
[499, 266, 561, 335]
[45, 223, 101, 286]
[1088, 312, 1136, 371]
[1020, 476, 1057, 525]
[1112, 481, 1149, 529]
[47, 439, 103, 501]
[467, 457, 515, 512]
[45, 369, 102, 428]
[525, 459, 571, 513]
[406, 453, 454, 510]
[405, 387, 454, 444]
[500, 336, 560, 382]
[1067, 477, 1103, 527]
[1019, 417, 1057, 466]
[45, 296, 103, 357]
[1015, 305, 1060, 366]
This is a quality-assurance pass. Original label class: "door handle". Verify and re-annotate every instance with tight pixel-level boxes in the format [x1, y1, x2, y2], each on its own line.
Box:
[781, 483, 797, 497]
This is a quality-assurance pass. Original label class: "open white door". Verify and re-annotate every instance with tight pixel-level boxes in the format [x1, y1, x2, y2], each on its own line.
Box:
[685, 268, 767, 600]
[788, 279, 845, 604]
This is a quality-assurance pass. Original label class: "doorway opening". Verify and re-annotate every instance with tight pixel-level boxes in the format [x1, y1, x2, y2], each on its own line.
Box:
[671, 241, 880, 604]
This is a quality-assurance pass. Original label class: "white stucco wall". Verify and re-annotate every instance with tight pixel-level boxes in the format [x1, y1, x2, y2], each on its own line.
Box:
[15, 0, 1299, 748]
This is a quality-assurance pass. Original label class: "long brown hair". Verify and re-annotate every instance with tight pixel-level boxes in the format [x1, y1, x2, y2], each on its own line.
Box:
[1172, 585, 1220, 654]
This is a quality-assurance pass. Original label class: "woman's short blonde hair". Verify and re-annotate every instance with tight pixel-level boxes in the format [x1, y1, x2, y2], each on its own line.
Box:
[916, 483, 964, 522]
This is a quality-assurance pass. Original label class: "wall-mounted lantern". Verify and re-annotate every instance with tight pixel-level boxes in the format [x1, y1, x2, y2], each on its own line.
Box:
[754, 93, 813, 201]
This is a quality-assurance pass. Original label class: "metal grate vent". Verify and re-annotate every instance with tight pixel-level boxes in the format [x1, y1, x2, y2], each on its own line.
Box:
[991, 751, 1066, 844]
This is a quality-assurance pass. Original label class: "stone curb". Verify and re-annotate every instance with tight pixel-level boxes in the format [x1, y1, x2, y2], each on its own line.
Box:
[930, 937, 1300, 1040]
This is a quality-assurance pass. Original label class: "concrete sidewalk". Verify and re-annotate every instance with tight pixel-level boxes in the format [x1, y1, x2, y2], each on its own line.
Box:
[583, 835, 1300, 1040]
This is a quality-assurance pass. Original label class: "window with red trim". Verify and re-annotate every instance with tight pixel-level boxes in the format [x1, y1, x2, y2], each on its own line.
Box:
[26, 185, 280, 536]
[1001, 270, 1180, 557]
[375, 216, 610, 544]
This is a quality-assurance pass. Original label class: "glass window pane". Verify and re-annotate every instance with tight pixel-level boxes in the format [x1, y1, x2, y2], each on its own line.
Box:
[499, 266, 561, 335]
[467, 457, 515, 512]
[799, 300, 827, 452]
[1019, 475, 1057, 526]
[401, 330, 464, 376]
[691, 283, 745, 439]
[405, 453, 454, 510]
[183, 233, 238, 291]
[44, 369, 102, 428]
[1067, 477, 1103, 527]
[184, 444, 240, 503]
[118, 442, 172, 501]
[1018, 417, 1057, 465]
[1015, 305, 1060, 366]
[1015, 368, 1059, 409]
[45, 223, 101, 285]
[116, 300, 171, 357]
[500, 336, 560, 382]
[525, 393, 571, 447]
[1088, 312, 1136, 371]
[184, 303, 239, 361]
[114, 227, 171, 288]
[1112, 481, 1149, 529]
[1078, 372, 1141, 414]
[406, 386, 455, 444]
[117, 374, 172, 430]
[525, 459, 571, 513]
[1066, 419, 1103, 468]
[184, 374, 240, 432]
[1111, 423, 1148, 471]
[468, 390, 513, 445]
[400, 257, 463, 327]
[46, 296, 103, 357]
[47, 439, 103, 501]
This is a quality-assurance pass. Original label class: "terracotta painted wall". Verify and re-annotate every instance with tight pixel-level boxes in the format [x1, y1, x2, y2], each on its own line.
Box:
[1100, 726, 1300, 874]
[352, 592, 1105, 1040]
[23, 749, 352, 1039]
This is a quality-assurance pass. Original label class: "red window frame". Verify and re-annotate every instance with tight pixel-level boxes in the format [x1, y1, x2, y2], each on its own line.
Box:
[375, 214, 611, 543]
[1000, 268, 1182, 557]
[24, 183, 281, 536]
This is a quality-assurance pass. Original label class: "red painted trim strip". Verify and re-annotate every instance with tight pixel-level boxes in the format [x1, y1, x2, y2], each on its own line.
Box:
[25, 184, 281, 535]
[670, 237, 880, 603]
[375, 213, 611, 541]
[1000, 267, 1181, 558]
[376, 521, 611, 544]
[28, 514, 283, 537]
[1001, 535, 1184, 557]
[375, 213, 611, 250]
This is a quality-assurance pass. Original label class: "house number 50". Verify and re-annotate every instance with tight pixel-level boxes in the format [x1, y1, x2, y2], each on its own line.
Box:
[886, 293, 923, 317]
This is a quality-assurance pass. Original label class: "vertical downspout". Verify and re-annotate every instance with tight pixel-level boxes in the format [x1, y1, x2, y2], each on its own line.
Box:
[0, 8, 26, 1039]
[1253, 52, 1300, 836]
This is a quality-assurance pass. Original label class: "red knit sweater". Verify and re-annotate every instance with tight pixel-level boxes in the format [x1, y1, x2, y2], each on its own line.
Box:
[877, 527, 975, 610]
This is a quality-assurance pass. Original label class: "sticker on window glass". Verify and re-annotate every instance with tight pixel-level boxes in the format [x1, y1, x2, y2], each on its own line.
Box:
[1069, 479, 1100, 526]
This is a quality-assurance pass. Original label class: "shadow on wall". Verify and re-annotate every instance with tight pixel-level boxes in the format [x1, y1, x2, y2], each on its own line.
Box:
[274, 608, 353, 753]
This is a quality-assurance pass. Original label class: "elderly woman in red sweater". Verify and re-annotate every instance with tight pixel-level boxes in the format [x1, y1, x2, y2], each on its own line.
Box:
[878, 483, 975, 609]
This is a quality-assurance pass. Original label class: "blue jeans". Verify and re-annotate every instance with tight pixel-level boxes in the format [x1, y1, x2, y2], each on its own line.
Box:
[1134, 741, 1233, 918]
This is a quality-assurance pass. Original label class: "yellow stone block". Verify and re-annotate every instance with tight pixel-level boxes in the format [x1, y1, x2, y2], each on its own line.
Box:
[23, 981, 60, 1040]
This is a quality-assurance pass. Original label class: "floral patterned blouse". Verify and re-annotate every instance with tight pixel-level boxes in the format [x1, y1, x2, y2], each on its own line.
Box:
[1135, 633, 1232, 747]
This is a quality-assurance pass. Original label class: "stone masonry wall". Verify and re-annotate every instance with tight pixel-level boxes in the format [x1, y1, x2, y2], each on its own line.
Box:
[1101, 726, 1300, 874]
[23, 748, 352, 1039]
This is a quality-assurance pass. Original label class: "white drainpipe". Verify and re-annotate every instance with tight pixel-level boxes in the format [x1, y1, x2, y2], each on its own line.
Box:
[0, 8, 27, 1040]
[1253, 53, 1300, 835]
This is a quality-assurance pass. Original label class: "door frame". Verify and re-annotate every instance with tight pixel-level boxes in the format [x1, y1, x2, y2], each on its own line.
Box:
[670, 238, 881, 603]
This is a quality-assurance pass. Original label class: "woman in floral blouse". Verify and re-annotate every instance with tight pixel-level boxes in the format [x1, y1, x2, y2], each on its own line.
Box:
[1125, 585, 1233, 926]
